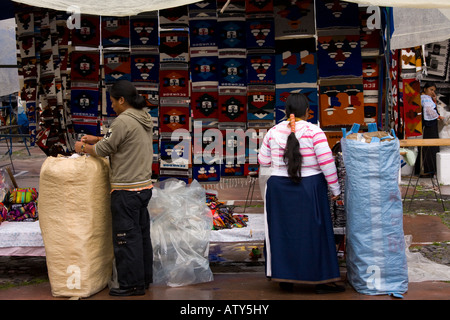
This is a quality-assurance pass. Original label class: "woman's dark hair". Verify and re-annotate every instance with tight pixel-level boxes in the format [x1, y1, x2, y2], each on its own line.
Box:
[422, 81, 437, 93]
[283, 93, 310, 184]
[109, 80, 146, 109]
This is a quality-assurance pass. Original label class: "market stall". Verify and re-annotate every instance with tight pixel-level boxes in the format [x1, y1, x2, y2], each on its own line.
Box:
[0, 0, 449, 298]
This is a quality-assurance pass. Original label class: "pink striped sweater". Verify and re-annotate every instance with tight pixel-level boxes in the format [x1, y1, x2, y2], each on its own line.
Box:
[258, 120, 341, 196]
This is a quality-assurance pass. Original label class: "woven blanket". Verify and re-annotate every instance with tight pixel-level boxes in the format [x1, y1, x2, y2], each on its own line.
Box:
[103, 51, 131, 84]
[275, 37, 317, 86]
[70, 51, 100, 84]
[319, 79, 365, 128]
[247, 89, 275, 121]
[218, 94, 247, 123]
[189, 16, 218, 48]
[402, 78, 422, 137]
[424, 40, 449, 80]
[71, 15, 100, 48]
[159, 106, 190, 133]
[315, 0, 359, 30]
[130, 14, 159, 51]
[193, 164, 221, 183]
[275, 86, 318, 124]
[191, 90, 219, 119]
[219, 57, 247, 88]
[247, 54, 276, 85]
[159, 30, 189, 64]
[274, 0, 315, 38]
[101, 16, 130, 48]
[159, 6, 189, 29]
[246, 18, 275, 51]
[317, 34, 362, 78]
[218, 18, 246, 50]
[130, 52, 159, 84]
[70, 88, 99, 118]
[159, 68, 189, 98]
[191, 55, 219, 84]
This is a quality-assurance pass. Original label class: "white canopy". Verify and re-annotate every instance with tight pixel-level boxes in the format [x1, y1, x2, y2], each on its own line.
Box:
[9, 0, 450, 17]
[12, 0, 204, 16]
[390, 8, 450, 49]
[345, 0, 450, 9]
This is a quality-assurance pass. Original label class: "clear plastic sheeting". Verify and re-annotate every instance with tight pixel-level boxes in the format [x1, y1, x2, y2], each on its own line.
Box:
[149, 179, 214, 287]
[405, 235, 450, 282]
[342, 132, 409, 296]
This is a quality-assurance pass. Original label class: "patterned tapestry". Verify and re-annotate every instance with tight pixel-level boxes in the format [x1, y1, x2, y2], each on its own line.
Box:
[402, 78, 423, 137]
[16, 5, 75, 154]
[273, 0, 315, 38]
[319, 80, 365, 128]
[317, 34, 363, 79]
[13, 0, 392, 185]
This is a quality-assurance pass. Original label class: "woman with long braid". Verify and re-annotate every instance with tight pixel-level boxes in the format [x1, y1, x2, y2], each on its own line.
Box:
[258, 93, 344, 294]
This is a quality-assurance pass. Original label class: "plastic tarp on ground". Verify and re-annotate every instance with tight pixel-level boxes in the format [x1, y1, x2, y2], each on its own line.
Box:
[341, 133, 408, 296]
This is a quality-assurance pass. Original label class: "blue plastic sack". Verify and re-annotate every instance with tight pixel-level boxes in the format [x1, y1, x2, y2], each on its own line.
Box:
[341, 130, 408, 296]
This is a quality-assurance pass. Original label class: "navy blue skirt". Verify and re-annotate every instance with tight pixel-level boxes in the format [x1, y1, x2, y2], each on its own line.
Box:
[264, 174, 341, 284]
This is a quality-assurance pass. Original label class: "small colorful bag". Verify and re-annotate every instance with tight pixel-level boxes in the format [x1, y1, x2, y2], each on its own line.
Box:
[0, 202, 7, 223]
[9, 188, 38, 204]
[7, 202, 38, 221]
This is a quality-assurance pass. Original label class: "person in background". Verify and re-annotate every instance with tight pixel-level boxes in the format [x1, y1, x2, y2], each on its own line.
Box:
[74, 80, 154, 296]
[420, 82, 444, 176]
[258, 93, 344, 294]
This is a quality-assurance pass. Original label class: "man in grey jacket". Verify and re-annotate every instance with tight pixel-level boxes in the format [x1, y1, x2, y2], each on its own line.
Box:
[75, 80, 153, 296]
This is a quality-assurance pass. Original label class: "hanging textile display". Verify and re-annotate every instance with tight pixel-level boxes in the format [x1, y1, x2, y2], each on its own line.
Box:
[159, 5, 191, 183]
[275, 37, 317, 86]
[273, 0, 315, 38]
[423, 40, 450, 80]
[275, 87, 318, 124]
[217, 0, 248, 180]
[71, 48, 101, 138]
[362, 59, 380, 125]
[400, 47, 424, 79]
[12, 0, 397, 186]
[315, 0, 359, 30]
[159, 30, 190, 64]
[103, 51, 131, 84]
[246, 1, 275, 131]
[191, 91, 219, 120]
[317, 33, 363, 79]
[274, 35, 317, 125]
[315, 0, 364, 133]
[359, 8, 381, 57]
[130, 52, 160, 86]
[390, 50, 402, 138]
[130, 12, 159, 52]
[319, 79, 365, 128]
[129, 11, 160, 181]
[15, 4, 75, 154]
[71, 15, 100, 48]
[101, 16, 130, 48]
[189, 1, 221, 184]
[402, 78, 423, 137]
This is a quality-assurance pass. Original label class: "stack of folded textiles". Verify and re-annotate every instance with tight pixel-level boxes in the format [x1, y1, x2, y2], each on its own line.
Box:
[5, 188, 38, 221]
[206, 192, 248, 230]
